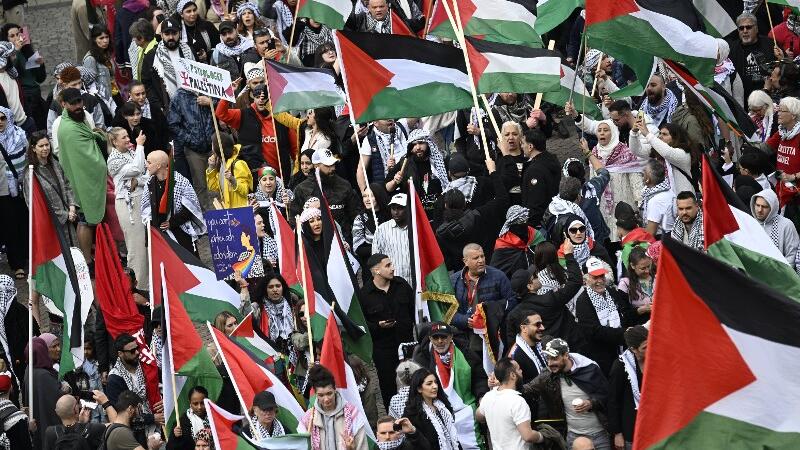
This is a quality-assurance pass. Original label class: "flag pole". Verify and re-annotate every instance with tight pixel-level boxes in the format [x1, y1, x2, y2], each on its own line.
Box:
[285, 0, 302, 63]
[533, 40, 557, 110]
[589, 51, 604, 98]
[147, 221, 154, 317]
[479, 94, 501, 141]
[764, 1, 779, 49]
[262, 58, 286, 180]
[568, 30, 587, 105]
[205, 321, 263, 440]
[209, 107, 227, 199]
[295, 218, 315, 364]
[160, 263, 182, 439]
[27, 165, 33, 420]
[440, 0, 492, 162]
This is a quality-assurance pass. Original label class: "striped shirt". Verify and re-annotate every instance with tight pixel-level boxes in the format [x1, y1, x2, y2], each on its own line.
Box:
[373, 220, 411, 282]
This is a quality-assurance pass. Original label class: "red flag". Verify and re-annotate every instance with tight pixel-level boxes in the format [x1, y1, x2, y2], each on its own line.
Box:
[271, 203, 300, 289]
[94, 223, 142, 338]
[391, 10, 416, 37]
[208, 325, 276, 408]
[319, 311, 346, 389]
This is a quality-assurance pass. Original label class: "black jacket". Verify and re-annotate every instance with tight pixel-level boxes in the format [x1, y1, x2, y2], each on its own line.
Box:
[509, 255, 585, 351]
[140, 45, 193, 113]
[454, 108, 498, 176]
[111, 113, 169, 156]
[574, 287, 634, 375]
[403, 405, 455, 450]
[358, 276, 416, 347]
[607, 357, 641, 442]
[290, 173, 361, 243]
[522, 151, 561, 227]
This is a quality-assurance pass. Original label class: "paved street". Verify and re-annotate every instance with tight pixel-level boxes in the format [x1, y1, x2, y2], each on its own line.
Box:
[27, 1, 75, 94]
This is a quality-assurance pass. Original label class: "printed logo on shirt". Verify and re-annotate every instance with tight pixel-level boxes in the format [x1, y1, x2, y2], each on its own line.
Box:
[330, 203, 344, 210]
[262, 136, 278, 143]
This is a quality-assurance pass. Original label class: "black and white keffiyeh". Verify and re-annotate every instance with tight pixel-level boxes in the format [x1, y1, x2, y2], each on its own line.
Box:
[640, 179, 671, 220]
[214, 38, 254, 58]
[670, 209, 704, 250]
[186, 408, 209, 438]
[0, 42, 17, 79]
[499, 205, 529, 236]
[388, 386, 409, 419]
[274, 0, 295, 42]
[264, 299, 294, 341]
[154, 41, 194, 98]
[142, 171, 206, 242]
[250, 416, 286, 438]
[514, 335, 547, 374]
[422, 400, 459, 450]
[406, 128, 449, 190]
[444, 176, 478, 203]
[536, 267, 562, 295]
[109, 359, 151, 414]
[365, 12, 391, 33]
[779, 121, 800, 141]
[619, 350, 641, 409]
[586, 288, 621, 328]
[640, 88, 678, 127]
[261, 236, 279, 266]
[150, 333, 163, 369]
[377, 435, 406, 450]
[236, 1, 260, 19]
[0, 277, 17, 382]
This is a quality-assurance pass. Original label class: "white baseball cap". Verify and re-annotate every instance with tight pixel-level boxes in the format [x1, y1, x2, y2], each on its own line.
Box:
[311, 149, 337, 166]
[585, 257, 608, 276]
[388, 193, 408, 207]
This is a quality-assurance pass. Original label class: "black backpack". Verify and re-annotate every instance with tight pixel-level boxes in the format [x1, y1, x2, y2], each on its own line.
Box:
[53, 424, 91, 450]
[98, 423, 127, 450]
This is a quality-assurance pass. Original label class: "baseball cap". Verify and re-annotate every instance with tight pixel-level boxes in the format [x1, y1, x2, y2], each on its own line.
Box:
[388, 193, 407, 207]
[61, 87, 82, 104]
[429, 321, 453, 337]
[161, 18, 180, 33]
[510, 268, 534, 293]
[219, 20, 237, 32]
[311, 148, 337, 166]
[542, 338, 569, 358]
[448, 153, 470, 175]
[252, 390, 277, 410]
[584, 257, 607, 276]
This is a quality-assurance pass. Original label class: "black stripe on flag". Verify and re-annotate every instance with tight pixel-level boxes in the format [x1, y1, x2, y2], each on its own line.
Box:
[337, 30, 467, 72]
[506, 0, 536, 16]
[465, 36, 559, 58]
[638, 0, 704, 31]
[264, 58, 338, 77]
[663, 237, 800, 348]
[702, 154, 750, 214]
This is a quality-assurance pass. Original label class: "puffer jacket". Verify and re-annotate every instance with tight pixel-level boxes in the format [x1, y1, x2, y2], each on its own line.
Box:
[206, 144, 253, 208]
[167, 89, 214, 154]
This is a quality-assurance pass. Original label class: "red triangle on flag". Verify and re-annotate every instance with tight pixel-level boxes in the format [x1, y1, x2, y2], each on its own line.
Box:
[701, 155, 739, 249]
[209, 325, 274, 407]
[634, 244, 756, 449]
[585, 0, 639, 27]
[230, 312, 256, 338]
[336, 32, 394, 122]
[391, 10, 415, 37]
[319, 311, 347, 389]
[265, 61, 289, 103]
[30, 175, 61, 269]
[164, 271, 204, 370]
[464, 38, 488, 91]
[149, 227, 200, 305]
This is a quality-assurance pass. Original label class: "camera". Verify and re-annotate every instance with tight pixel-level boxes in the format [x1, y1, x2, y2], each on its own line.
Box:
[77, 390, 95, 401]
[393, 422, 402, 432]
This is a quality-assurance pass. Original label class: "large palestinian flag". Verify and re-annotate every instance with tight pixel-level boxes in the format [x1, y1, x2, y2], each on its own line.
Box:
[334, 30, 472, 123]
[150, 227, 240, 322]
[542, 64, 603, 120]
[585, 0, 720, 86]
[31, 174, 91, 376]
[701, 155, 800, 301]
[208, 324, 305, 433]
[205, 399, 310, 450]
[296, 0, 352, 29]
[535, 0, 583, 34]
[428, 0, 542, 47]
[465, 37, 560, 94]
[635, 237, 800, 449]
[264, 59, 345, 114]
[408, 180, 458, 324]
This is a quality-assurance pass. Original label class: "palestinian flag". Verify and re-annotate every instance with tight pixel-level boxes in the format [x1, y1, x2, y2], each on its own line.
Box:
[206, 399, 310, 450]
[334, 30, 472, 123]
[585, 0, 720, 86]
[428, 0, 542, 47]
[270, 203, 301, 296]
[408, 180, 458, 324]
[542, 64, 603, 120]
[433, 344, 485, 449]
[297, 0, 352, 29]
[701, 155, 800, 302]
[31, 174, 91, 376]
[692, 0, 738, 38]
[309, 311, 375, 442]
[265, 59, 345, 114]
[230, 312, 280, 366]
[666, 60, 757, 139]
[535, 0, 583, 35]
[208, 324, 305, 432]
[301, 175, 372, 363]
[635, 237, 800, 448]
[150, 227, 240, 322]
[391, 10, 416, 37]
[767, 0, 800, 14]
[469, 302, 505, 376]
[162, 265, 223, 433]
[465, 36, 560, 94]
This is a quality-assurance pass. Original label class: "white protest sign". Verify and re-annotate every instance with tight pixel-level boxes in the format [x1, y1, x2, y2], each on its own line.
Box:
[177, 57, 236, 102]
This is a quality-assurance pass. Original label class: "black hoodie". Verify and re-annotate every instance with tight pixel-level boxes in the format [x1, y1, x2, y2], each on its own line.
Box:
[522, 150, 562, 227]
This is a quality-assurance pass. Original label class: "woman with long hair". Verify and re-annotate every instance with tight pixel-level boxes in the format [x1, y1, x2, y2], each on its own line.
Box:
[748, 89, 778, 143]
[402, 368, 459, 450]
[256, 273, 295, 354]
[236, 1, 266, 41]
[630, 120, 697, 195]
[669, 89, 714, 154]
[84, 24, 119, 112]
[617, 246, 654, 325]
[301, 106, 337, 152]
[533, 241, 567, 295]
[288, 149, 314, 190]
[213, 311, 238, 335]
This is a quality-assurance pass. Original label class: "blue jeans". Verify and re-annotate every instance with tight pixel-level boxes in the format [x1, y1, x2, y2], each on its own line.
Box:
[567, 430, 612, 450]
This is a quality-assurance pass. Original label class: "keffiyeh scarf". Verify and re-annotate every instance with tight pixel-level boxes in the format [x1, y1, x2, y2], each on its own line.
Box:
[110, 359, 152, 414]
[752, 110, 774, 142]
[261, 236, 279, 266]
[514, 335, 547, 374]
[388, 386, 409, 419]
[264, 298, 294, 341]
[499, 205, 529, 236]
[670, 209, 704, 250]
[640, 179, 671, 220]
[250, 416, 286, 438]
[779, 121, 800, 141]
[788, 14, 800, 36]
[0, 277, 17, 381]
[493, 98, 531, 124]
[586, 288, 621, 328]
[640, 88, 678, 127]
[154, 41, 194, 98]
[619, 350, 641, 409]
[274, 1, 295, 42]
[215, 38, 254, 58]
[714, 59, 736, 85]
[366, 12, 391, 33]
[0, 42, 17, 79]
[150, 333, 163, 368]
[536, 267, 562, 295]
[236, 1, 260, 19]
[422, 400, 459, 450]
[406, 128, 449, 190]
[444, 176, 477, 203]
[186, 408, 209, 438]
[377, 435, 406, 450]
[0, 107, 25, 197]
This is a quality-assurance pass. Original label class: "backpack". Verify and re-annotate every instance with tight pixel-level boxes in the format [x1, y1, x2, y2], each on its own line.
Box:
[53, 424, 91, 450]
[98, 423, 127, 450]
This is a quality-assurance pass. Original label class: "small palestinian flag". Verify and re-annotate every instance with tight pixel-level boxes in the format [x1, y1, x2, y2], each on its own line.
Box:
[428, 0, 542, 47]
[767, 0, 800, 15]
[542, 64, 603, 120]
[334, 30, 472, 123]
[635, 236, 800, 448]
[270, 202, 301, 296]
[229, 312, 280, 366]
[586, 0, 720, 86]
[470, 302, 505, 375]
[701, 155, 800, 301]
[465, 36, 560, 94]
[296, 0, 352, 29]
[150, 227, 241, 322]
[535, 0, 583, 35]
[31, 174, 91, 376]
[264, 59, 345, 114]
[692, 0, 738, 38]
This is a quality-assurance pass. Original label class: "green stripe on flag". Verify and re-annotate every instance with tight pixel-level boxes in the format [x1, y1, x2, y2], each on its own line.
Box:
[355, 82, 473, 123]
[423, 265, 458, 323]
[477, 73, 560, 96]
[181, 292, 241, 323]
[649, 411, 800, 448]
[298, 1, 348, 29]
[535, 0, 583, 35]
[273, 90, 344, 114]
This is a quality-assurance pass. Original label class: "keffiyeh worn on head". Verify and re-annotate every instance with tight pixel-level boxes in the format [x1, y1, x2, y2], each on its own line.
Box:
[0, 42, 17, 79]
[499, 205, 529, 236]
[236, 1, 260, 19]
[176, 0, 195, 13]
[303, 196, 320, 210]
[443, 176, 477, 203]
[299, 207, 321, 223]
[406, 128, 449, 189]
[536, 267, 562, 295]
[583, 49, 602, 73]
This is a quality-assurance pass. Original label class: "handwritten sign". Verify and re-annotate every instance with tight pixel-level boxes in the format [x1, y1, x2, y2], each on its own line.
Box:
[178, 57, 236, 102]
[204, 207, 265, 280]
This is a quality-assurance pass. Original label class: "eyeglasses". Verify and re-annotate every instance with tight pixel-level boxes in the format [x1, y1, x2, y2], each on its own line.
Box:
[738, 25, 754, 31]
[568, 226, 587, 234]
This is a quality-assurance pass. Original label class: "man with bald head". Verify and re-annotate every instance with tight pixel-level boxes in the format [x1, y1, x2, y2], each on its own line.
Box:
[141, 149, 207, 255]
[44, 392, 116, 450]
[638, 74, 678, 128]
[572, 436, 596, 450]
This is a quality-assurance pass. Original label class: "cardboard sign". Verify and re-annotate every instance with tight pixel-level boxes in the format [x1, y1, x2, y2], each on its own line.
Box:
[205, 207, 265, 280]
[178, 57, 236, 102]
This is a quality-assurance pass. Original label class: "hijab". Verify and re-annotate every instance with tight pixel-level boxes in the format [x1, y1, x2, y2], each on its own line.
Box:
[29, 337, 55, 372]
[594, 119, 621, 158]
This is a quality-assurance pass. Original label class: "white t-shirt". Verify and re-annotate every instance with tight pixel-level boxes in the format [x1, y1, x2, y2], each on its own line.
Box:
[477, 388, 531, 450]
[644, 190, 675, 234]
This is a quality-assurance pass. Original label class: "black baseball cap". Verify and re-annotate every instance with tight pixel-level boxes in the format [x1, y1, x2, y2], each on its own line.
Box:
[252, 391, 277, 410]
[162, 18, 180, 33]
[429, 321, 453, 337]
[219, 20, 237, 32]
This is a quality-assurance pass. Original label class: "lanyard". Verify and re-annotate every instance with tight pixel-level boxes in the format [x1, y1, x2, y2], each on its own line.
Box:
[465, 273, 480, 306]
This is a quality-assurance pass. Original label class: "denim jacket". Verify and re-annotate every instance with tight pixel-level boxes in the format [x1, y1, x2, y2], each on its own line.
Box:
[167, 89, 214, 154]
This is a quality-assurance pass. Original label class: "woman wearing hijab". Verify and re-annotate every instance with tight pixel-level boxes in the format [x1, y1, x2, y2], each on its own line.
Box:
[251, 166, 293, 219]
[236, 1, 266, 41]
[174, 0, 220, 63]
[0, 105, 27, 279]
[23, 337, 62, 450]
[553, 213, 611, 269]
[568, 101, 645, 242]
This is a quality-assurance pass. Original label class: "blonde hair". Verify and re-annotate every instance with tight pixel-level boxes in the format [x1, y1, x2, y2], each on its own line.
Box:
[107, 127, 128, 151]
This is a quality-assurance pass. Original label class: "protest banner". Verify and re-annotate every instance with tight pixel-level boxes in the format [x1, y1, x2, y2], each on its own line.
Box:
[204, 207, 265, 281]
[178, 57, 236, 102]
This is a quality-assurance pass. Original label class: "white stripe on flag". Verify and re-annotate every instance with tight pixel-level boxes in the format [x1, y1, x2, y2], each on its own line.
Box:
[727, 206, 789, 264]
[472, 0, 536, 23]
[630, 9, 719, 59]
[276, 70, 341, 95]
[379, 59, 470, 91]
[484, 53, 560, 76]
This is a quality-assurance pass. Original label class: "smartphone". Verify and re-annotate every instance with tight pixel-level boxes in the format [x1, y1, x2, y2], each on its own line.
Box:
[77, 390, 95, 401]
[267, 39, 276, 50]
[20, 26, 31, 46]
[393, 422, 402, 432]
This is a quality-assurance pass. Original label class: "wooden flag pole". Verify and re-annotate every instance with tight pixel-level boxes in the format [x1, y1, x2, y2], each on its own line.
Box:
[533, 40, 557, 110]
[26, 165, 33, 420]
[589, 51, 604, 98]
[296, 217, 315, 364]
[285, 0, 302, 63]
[160, 263, 184, 442]
[479, 94, 501, 141]
[567, 31, 587, 105]
[261, 60, 286, 179]
[441, 0, 492, 162]
[209, 106, 227, 199]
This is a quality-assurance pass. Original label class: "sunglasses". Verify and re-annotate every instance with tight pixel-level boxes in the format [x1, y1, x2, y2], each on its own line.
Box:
[568, 226, 587, 234]
[121, 347, 139, 354]
[253, 28, 271, 38]
[738, 25, 754, 31]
